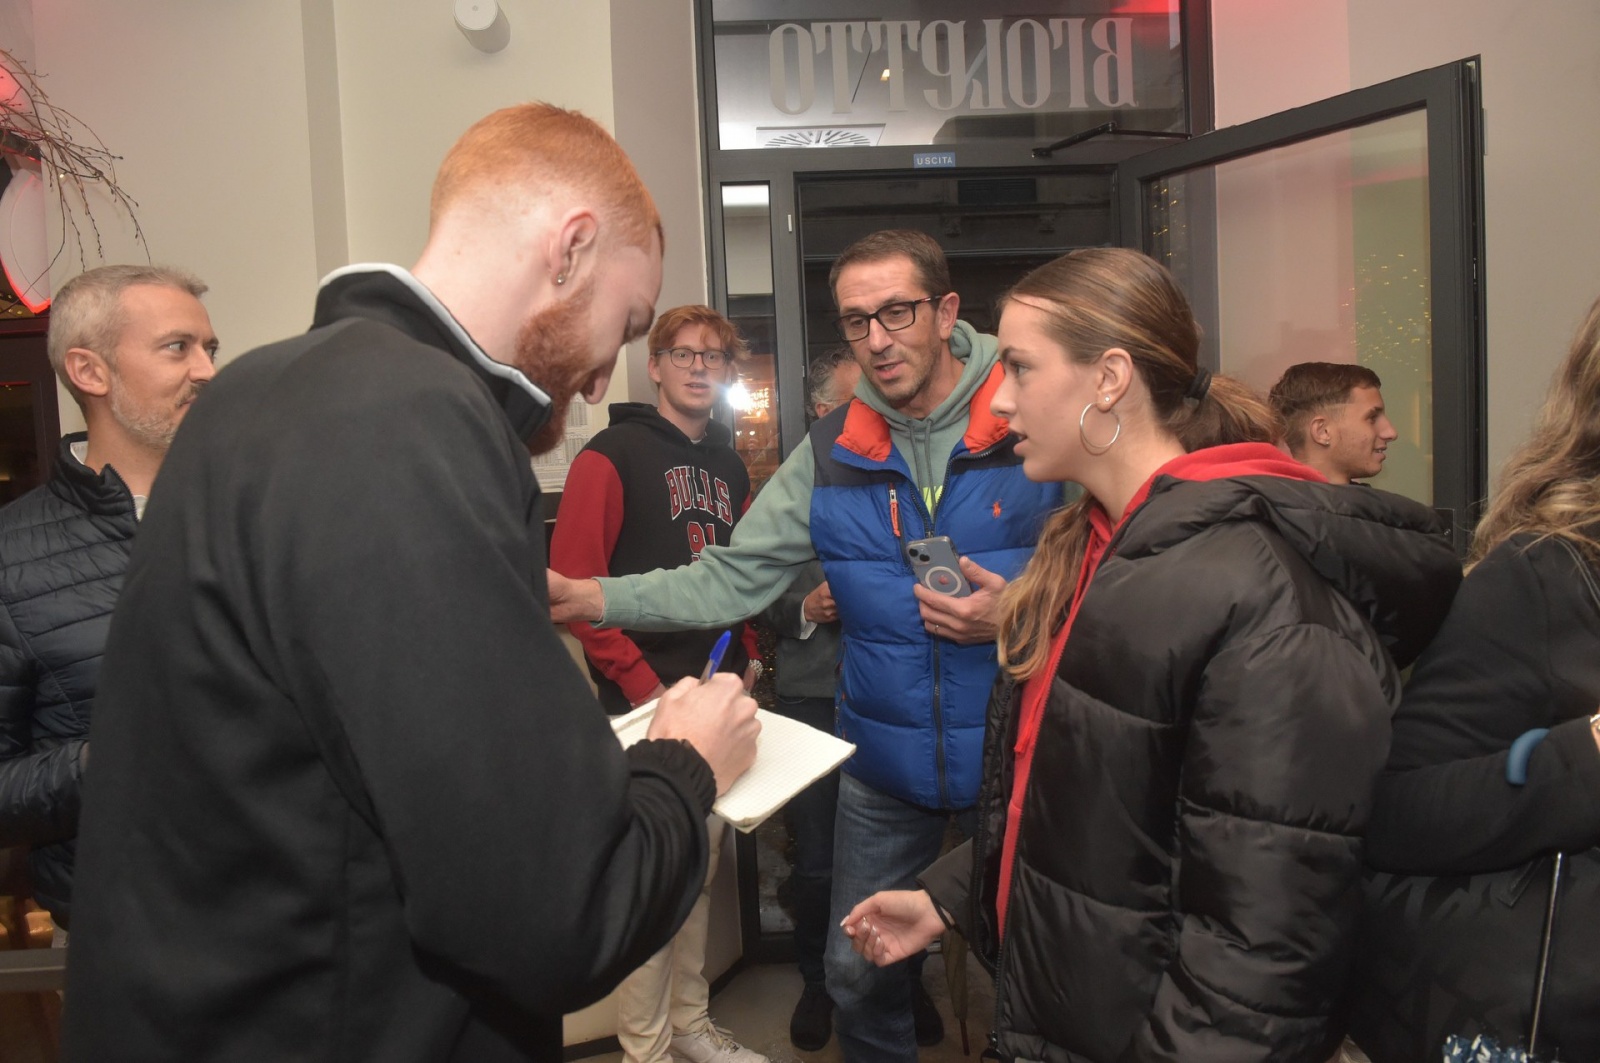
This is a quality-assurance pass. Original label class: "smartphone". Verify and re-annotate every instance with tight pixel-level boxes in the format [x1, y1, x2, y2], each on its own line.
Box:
[904, 536, 971, 598]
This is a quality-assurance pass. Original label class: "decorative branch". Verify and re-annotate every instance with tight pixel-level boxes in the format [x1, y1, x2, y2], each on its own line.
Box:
[0, 47, 148, 281]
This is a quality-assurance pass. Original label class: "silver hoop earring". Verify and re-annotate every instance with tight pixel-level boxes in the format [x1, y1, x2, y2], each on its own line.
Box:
[1079, 401, 1121, 455]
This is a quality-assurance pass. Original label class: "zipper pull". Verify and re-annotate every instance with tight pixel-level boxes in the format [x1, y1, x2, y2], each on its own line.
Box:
[888, 485, 902, 540]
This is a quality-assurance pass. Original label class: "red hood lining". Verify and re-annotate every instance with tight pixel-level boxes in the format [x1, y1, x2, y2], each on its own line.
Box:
[1113, 442, 1327, 525]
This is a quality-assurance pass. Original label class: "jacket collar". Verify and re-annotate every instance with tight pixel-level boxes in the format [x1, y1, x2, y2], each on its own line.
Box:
[49, 432, 135, 517]
[312, 264, 553, 442]
[835, 362, 1012, 466]
[1113, 443, 1458, 668]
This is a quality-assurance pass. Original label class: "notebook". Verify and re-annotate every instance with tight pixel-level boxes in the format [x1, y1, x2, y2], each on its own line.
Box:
[612, 703, 855, 832]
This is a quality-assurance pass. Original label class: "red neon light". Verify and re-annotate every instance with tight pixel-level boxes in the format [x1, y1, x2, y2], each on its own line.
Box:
[1111, 0, 1179, 14]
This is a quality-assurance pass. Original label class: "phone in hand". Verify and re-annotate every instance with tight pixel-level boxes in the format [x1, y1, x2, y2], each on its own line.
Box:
[904, 536, 971, 598]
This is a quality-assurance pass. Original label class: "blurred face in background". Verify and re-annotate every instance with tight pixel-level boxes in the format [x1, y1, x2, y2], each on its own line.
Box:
[815, 360, 861, 419]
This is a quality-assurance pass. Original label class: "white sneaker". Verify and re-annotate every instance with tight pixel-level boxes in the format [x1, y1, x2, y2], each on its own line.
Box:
[668, 1021, 769, 1063]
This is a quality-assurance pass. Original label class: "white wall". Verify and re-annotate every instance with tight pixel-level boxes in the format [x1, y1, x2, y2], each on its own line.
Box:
[1212, 0, 1600, 484]
[21, 0, 327, 431]
[333, 0, 616, 268]
[609, 0, 707, 405]
[16, 0, 635, 433]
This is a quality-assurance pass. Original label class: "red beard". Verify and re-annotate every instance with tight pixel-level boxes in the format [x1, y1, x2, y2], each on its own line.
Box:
[514, 280, 601, 456]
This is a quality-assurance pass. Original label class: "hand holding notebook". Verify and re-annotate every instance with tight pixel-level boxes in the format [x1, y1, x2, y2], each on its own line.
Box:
[616, 698, 855, 832]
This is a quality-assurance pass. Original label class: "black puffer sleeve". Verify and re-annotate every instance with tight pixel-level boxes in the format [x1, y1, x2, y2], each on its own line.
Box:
[0, 602, 84, 848]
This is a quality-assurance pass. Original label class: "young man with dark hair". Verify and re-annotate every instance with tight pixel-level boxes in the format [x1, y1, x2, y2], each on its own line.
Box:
[1269, 361, 1398, 484]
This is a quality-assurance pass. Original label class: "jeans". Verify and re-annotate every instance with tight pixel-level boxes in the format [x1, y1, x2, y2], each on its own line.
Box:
[775, 694, 840, 990]
[825, 772, 976, 1063]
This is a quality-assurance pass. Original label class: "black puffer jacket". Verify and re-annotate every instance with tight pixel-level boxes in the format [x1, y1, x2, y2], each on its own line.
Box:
[921, 447, 1460, 1063]
[0, 433, 136, 927]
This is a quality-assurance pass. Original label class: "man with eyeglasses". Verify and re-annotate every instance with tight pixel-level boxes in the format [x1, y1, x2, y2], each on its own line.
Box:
[551, 303, 765, 1063]
[551, 230, 1062, 1063]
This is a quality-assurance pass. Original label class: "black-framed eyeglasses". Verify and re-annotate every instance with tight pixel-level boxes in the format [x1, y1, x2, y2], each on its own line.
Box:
[832, 295, 944, 342]
[655, 346, 730, 370]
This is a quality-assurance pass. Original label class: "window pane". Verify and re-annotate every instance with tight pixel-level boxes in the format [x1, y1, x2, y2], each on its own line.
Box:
[721, 184, 781, 493]
[798, 171, 1113, 371]
[1148, 109, 1433, 503]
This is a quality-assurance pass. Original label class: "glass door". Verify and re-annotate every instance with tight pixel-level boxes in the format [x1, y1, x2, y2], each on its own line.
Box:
[1116, 59, 1485, 547]
[795, 168, 1117, 378]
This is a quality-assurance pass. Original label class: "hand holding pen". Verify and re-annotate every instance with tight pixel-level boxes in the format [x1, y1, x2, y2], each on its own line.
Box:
[647, 630, 760, 796]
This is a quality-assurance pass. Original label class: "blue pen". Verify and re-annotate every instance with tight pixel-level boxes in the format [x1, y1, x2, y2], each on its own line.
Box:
[700, 630, 733, 682]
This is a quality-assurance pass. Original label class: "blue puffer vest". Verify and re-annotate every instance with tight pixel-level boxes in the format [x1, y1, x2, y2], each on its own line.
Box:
[809, 366, 1057, 809]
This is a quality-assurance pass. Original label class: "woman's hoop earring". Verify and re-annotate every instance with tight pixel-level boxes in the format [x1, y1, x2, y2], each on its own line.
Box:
[1079, 401, 1122, 455]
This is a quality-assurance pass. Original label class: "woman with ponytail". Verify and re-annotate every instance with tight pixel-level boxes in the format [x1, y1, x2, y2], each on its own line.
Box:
[841, 248, 1460, 1062]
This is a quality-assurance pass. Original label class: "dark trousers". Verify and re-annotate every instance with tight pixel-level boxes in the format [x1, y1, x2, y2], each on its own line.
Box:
[774, 694, 840, 989]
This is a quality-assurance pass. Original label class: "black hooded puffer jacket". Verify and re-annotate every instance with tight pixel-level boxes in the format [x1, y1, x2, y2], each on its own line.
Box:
[921, 468, 1460, 1063]
[0, 433, 137, 927]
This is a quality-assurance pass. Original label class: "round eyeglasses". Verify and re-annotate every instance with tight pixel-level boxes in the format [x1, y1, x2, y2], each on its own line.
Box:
[832, 295, 944, 342]
[655, 346, 730, 370]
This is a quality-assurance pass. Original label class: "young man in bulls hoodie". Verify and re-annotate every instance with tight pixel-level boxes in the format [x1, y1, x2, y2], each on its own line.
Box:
[551, 304, 763, 1063]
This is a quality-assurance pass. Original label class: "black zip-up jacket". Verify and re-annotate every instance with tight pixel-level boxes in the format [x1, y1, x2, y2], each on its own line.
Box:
[62, 266, 717, 1062]
[0, 433, 134, 927]
[921, 461, 1460, 1063]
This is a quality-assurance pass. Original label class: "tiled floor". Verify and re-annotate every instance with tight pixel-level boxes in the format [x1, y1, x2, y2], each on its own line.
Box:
[576, 953, 997, 1063]
[0, 953, 996, 1063]
[0, 992, 54, 1062]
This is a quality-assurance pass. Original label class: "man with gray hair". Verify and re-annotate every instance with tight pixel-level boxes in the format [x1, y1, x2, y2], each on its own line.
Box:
[0, 264, 217, 932]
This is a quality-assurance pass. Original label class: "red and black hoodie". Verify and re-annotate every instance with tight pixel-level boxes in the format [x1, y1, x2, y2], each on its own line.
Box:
[551, 402, 756, 714]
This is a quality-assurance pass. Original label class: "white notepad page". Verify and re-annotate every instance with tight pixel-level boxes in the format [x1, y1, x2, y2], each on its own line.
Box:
[612, 703, 856, 832]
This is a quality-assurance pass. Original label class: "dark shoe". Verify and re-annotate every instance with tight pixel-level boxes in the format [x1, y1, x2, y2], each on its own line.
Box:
[789, 983, 833, 1051]
[913, 981, 944, 1048]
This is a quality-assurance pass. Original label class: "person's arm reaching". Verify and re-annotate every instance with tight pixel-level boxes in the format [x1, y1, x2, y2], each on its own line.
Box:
[550, 449, 664, 706]
[551, 435, 823, 631]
